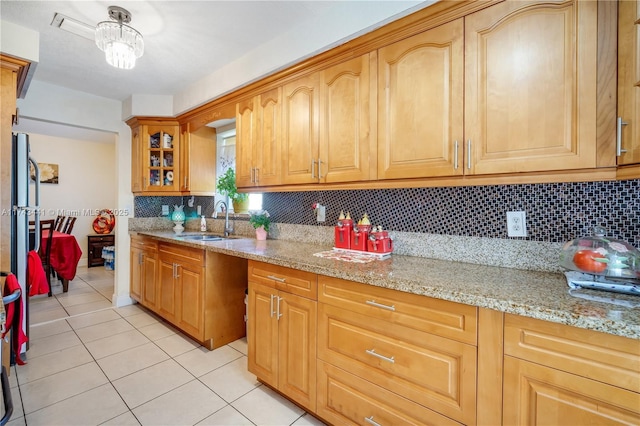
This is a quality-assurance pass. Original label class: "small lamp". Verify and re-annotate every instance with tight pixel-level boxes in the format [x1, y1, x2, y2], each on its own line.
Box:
[171, 205, 186, 234]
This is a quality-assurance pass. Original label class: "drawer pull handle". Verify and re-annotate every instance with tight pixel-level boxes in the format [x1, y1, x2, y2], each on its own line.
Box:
[366, 349, 395, 364]
[266, 275, 286, 283]
[365, 300, 395, 311]
[364, 416, 381, 426]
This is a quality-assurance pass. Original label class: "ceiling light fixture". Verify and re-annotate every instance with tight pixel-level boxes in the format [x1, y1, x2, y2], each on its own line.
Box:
[95, 6, 143, 70]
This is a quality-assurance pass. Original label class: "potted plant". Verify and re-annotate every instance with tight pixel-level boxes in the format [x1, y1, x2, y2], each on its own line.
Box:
[249, 210, 270, 240]
[217, 168, 249, 213]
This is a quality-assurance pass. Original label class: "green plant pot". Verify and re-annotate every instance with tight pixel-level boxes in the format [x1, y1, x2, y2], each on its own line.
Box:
[232, 198, 250, 214]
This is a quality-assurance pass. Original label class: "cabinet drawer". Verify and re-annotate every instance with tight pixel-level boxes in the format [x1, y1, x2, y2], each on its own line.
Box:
[248, 260, 317, 300]
[504, 314, 640, 393]
[131, 236, 157, 252]
[504, 356, 640, 425]
[319, 303, 476, 424]
[159, 242, 204, 266]
[89, 235, 115, 244]
[317, 360, 461, 426]
[319, 276, 477, 344]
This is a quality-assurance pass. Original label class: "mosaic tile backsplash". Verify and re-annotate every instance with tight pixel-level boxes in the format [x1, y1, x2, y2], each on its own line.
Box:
[135, 179, 640, 248]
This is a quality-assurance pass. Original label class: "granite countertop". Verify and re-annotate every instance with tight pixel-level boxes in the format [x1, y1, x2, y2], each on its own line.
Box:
[133, 230, 640, 340]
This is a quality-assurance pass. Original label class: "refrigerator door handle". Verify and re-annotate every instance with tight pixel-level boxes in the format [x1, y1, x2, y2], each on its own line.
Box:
[29, 158, 41, 252]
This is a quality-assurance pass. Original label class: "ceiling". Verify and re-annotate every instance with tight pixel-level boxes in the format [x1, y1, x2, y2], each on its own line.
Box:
[1, 1, 429, 106]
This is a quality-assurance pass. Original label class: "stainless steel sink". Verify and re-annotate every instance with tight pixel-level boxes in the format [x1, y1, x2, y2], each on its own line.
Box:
[178, 235, 225, 242]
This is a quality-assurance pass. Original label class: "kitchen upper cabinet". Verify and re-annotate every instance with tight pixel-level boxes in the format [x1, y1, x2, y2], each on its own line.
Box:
[127, 118, 181, 193]
[617, 0, 640, 167]
[281, 54, 375, 185]
[465, 0, 597, 175]
[179, 124, 217, 194]
[236, 87, 282, 188]
[281, 73, 320, 185]
[319, 53, 376, 183]
[378, 18, 464, 179]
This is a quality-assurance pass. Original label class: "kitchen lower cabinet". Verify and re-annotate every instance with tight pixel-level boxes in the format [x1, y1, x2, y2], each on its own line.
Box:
[132, 238, 247, 350]
[247, 261, 317, 412]
[502, 314, 640, 425]
[317, 360, 461, 426]
[129, 235, 158, 309]
[318, 276, 477, 425]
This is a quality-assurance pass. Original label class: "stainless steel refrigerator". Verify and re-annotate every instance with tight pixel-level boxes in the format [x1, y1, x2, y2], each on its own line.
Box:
[10, 132, 40, 356]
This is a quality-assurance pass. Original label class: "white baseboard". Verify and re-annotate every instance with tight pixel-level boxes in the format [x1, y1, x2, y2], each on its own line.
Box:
[113, 294, 136, 307]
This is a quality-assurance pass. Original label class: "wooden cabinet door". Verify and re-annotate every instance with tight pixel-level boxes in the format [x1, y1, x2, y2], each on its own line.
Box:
[378, 19, 464, 179]
[503, 356, 640, 425]
[184, 125, 217, 194]
[158, 258, 178, 323]
[282, 73, 320, 184]
[142, 124, 181, 192]
[247, 281, 279, 389]
[141, 252, 158, 311]
[236, 96, 256, 188]
[320, 53, 375, 183]
[130, 125, 143, 192]
[278, 291, 317, 412]
[255, 87, 282, 186]
[129, 246, 142, 302]
[618, 0, 640, 166]
[465, 0, 597, 174]
[177, 262, 204, 340]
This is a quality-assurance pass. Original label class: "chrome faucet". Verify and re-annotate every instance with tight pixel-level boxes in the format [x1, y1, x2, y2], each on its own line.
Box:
[213, 198, 234, 237]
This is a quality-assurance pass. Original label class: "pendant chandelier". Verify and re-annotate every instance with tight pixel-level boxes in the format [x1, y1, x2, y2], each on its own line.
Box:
[95, 6, 144, 70]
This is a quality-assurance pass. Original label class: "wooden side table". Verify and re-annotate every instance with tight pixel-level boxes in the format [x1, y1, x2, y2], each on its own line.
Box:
[87, 234, 115, 268]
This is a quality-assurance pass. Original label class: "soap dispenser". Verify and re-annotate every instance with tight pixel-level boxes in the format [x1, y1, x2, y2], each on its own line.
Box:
[200, 215, 207, 232]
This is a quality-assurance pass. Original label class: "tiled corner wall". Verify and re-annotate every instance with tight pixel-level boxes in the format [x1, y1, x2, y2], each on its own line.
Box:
[135, 179, 640, 248]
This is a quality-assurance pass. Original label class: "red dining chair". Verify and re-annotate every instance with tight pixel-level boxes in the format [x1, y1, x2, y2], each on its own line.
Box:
[28, 220, 55, 296]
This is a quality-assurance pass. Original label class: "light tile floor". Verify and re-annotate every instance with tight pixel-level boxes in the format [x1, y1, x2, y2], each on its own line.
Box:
[5, 266, 325, 426]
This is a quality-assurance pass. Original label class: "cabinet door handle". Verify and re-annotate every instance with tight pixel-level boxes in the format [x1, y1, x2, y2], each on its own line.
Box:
[454, 140, 459, 170]
[311, 159, 316, 179]
[174, 263, 180, 278]
[276, 296, 283, 320]
[269, 294, 275, 318]
[184, 177, 188, 188]
[317, 159, 323, 180]
[138, 252, 143, 265]
[467, 139, 472, 170]
[365, 349, 395, 364]
[250, 168, 254, 183]
[255, 168, 259, 183]
[617, 117, 629, 156]
[365, 300, 395, 311]
[266, 275, 286, 283]
[364, 416, 382, 426]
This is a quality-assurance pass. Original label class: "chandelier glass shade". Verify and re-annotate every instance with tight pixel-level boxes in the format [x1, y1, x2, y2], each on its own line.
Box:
[95, 6, 143, 70]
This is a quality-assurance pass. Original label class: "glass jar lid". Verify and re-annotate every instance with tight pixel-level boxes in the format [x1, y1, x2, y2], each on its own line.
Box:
[559, 226, 640, 279]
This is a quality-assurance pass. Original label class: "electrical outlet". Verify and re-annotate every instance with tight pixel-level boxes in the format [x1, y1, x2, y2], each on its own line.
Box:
[316, 205, 326, 222]
[507, 211, 527, 237]
[162, 205, 169, 216]
[197, 205, 201, 215]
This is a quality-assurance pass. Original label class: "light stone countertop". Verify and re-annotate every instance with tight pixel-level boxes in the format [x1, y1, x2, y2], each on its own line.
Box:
[132, 230, 640, 340]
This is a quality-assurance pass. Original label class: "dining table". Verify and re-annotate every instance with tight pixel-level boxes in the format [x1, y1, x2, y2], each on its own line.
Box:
[41, 231, 83, 293]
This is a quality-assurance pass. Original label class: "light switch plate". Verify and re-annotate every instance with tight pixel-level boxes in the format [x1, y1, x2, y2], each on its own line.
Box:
[316, 205, 326, 222]
[162, 205, 169, 216]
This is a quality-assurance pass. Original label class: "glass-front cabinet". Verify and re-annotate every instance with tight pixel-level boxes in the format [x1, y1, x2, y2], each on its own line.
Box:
[127, 118, 181, 193]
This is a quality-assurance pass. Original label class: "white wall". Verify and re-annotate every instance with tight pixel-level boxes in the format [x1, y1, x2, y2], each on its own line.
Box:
[27, 133, 116, 266]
